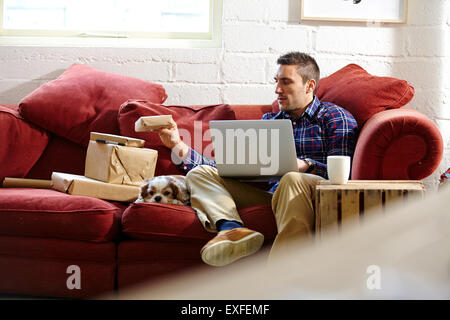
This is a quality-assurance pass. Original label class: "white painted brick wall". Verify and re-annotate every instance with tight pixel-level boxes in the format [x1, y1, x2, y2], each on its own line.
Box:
[0, 0, 448, 191]
[222, 54, 267, 84]
[224, 0, 268, 22]
[222, 84, 275, 105]
[316, 26, 406, 56]
[174, 63, 220, 83]
[223, 24, 274, 52]
[163, 83, 222, 106]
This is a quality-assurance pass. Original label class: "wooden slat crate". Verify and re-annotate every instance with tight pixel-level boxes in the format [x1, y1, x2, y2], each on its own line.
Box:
[315, 180, 425, 236]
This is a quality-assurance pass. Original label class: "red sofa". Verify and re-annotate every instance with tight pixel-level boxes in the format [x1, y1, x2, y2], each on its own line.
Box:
[0, 64, 443, 298]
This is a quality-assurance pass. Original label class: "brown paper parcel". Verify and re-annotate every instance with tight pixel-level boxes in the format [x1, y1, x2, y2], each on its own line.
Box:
[90, 132, 146, 148]
[135, 115, 173, 132]
[85, 133, 158, 186]
[3, 177, 52, 189]
[51, 172, 140, 202]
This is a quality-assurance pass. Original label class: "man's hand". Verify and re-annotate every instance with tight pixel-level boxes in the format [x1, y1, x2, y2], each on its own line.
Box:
[158, 119, 181, 149]
[158, 120, 189, 160]
[297, 158, 309, 173]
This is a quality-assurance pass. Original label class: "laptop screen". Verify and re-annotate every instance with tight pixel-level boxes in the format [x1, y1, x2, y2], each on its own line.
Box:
[209, 120, 298, 177]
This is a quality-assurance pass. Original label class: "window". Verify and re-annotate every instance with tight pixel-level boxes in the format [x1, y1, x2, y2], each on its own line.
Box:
[0, 0, 222, 47]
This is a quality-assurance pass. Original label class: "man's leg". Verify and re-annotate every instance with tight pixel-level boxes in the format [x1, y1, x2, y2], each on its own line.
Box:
[269, 172, 324, 262]
[186, 165, 272, 266]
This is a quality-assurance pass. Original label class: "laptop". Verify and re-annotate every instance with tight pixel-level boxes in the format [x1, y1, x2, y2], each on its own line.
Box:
[209, 119, 298, 180]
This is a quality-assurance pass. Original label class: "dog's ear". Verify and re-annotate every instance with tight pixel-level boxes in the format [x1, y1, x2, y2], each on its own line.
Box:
[168, 176, 189, 204]
[167, 177, 180, 199]
[178, 188, 190, 204]
[139, 180, 150, 199]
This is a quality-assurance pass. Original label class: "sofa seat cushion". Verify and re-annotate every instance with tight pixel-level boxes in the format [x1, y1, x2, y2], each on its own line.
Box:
[0, 104, 49, 182]
[19, 64, 168, 147]
[0, 236, 116, 298]
[121, 202, 277, 242]
[118, 100, 236, 176]
[117, 240, 205, 289]
[0, 235, 116, 262]
[0, 189, 122, 242]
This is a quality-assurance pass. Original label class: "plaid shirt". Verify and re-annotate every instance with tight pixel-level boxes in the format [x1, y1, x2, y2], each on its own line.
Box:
[179, 96, 358, 193]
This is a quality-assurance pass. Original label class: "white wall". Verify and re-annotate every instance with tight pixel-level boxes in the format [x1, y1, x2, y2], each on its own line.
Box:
[0, 0, 449, 191]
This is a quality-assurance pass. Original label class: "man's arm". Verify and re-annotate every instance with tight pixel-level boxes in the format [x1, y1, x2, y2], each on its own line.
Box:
[295, 106, 358, 178]
[158, 120, 216, 173]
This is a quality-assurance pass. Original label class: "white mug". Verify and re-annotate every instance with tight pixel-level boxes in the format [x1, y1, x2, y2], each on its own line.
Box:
[327, 156, 351, 184]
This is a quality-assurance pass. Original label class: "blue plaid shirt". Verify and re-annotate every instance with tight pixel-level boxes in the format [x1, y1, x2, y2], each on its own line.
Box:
[179, 96, 358, 193]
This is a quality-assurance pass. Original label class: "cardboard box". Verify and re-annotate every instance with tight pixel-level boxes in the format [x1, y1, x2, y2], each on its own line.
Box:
[135, 115, 173, 132]
[51, 172, 140, 202]
[90, 132, 146, 147]
[85, 132, 158, 186]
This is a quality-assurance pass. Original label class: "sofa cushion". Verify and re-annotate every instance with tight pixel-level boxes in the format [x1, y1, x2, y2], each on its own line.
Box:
[0, 189, 122, 242]
[25, 135, 87, 180]
[0, 105, 49, 182]
[0, 236, 116, 299]
[118, 100, 236, 176]
[272, 64, 415, 128]
[316, 64, 414, 127]
[231, 105, 273, 120]
[19, 64, 168, 147]
[117, 240, 204, 289]
[121, 202, 277, 242]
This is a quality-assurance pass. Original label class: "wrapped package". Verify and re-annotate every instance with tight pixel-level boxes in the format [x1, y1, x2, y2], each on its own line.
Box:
[135, 115, 173, 132]
[2, 177, 52, 189]
[51, 172, 140, 202]
[85, 132, 157, 186]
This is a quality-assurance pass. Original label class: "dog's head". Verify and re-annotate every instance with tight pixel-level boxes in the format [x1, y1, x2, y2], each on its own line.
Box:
[136, 176, 189, 205]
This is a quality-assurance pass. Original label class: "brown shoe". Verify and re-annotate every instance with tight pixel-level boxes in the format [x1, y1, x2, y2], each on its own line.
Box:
[200, 228, 264, 267]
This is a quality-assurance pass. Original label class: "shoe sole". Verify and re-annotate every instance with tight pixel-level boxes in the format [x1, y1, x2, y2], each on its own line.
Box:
[201, 232, 264, 267]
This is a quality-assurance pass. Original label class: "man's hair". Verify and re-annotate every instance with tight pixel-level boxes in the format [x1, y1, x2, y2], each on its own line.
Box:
[277, 52, 320, 85]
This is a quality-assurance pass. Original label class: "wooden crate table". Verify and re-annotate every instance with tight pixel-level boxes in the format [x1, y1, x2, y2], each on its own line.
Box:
[315, 180, 425, 235]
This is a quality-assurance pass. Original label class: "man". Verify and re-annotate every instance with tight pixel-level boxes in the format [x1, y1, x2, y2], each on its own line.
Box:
[158, 52, 358, 267]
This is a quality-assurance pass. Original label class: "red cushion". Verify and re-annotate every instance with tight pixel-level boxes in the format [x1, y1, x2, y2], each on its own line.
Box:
[0, 235, 116, 261]
[118, 100, 236, 176]
[351, 108, 444, 180]
[121, 202, 277, 242]
[0, 104, 49, 181]
[231, 105, 273, 120]
[315, 64, 414, 127]
[272, 64, 415, 127]
[0, 236, 116, 298]
[25, 135, 87, 180]
[117, 240, 204, 289]
[0, 189, 122, 242]
[19, 64, 168, 147]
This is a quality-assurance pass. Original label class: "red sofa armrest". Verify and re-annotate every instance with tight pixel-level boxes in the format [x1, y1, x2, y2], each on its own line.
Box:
[351, 108, 443, 180]
[0, 105, 50, 182]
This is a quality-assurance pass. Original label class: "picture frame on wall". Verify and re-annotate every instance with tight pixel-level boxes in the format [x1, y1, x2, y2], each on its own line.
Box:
[301, 0, 408, 23]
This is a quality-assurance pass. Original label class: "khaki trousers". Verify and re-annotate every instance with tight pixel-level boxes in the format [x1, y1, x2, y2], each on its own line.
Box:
[185, 165, 324, 260]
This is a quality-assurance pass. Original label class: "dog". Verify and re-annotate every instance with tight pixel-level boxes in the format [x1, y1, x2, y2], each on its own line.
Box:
[135, 175, 190, 205]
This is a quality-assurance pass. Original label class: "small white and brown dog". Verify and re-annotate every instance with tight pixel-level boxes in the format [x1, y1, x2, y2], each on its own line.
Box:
[135, 175, 190, 205]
